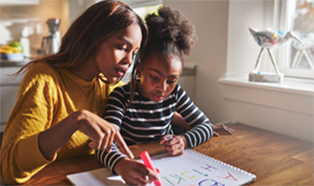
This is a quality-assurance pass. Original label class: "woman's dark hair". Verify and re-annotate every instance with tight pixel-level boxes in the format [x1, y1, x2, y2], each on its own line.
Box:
[128, 5, 197, 106]
[16, 0, 148, 82]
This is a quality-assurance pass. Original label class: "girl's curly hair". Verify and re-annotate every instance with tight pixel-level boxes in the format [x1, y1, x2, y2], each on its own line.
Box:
[144, 5, 197, 60]
[128, 6, 197, 107]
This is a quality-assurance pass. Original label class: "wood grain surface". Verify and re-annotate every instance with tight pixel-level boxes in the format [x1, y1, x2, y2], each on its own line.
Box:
[22, 123, 313, 185]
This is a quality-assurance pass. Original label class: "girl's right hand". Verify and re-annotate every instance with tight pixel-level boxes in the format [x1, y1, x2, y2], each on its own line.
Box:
[114, 158, 161, 185]
[75, 110, 133, 159]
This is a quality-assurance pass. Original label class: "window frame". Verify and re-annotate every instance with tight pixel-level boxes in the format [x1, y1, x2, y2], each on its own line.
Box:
[276, 0, 314, 79]
[118, 0, 162, 8]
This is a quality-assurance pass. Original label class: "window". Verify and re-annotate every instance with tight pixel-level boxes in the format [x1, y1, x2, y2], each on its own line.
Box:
[108, 0, 162, 18]
[277, 0, 314, 79]
[132, 4, 161, 19]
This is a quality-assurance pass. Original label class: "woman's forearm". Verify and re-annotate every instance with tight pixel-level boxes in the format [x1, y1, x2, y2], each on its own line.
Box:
[38, 110, 133, 161]
[38, 111, 79, 160]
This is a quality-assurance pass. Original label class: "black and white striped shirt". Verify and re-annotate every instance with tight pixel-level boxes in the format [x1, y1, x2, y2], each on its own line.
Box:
[96, 82, 213, 174]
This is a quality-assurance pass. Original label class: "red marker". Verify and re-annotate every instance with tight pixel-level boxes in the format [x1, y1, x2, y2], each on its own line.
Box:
[140, 151, 162, 186]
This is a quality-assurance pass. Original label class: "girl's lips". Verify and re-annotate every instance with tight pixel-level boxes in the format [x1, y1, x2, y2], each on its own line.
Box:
[154, 95, 164, 101]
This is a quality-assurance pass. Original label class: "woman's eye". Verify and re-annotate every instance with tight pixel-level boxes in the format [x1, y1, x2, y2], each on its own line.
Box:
[118, 44, 127, 51]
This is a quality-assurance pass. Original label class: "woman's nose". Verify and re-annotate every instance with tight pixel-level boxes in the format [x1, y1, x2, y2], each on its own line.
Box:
[124, 52, 133, 65]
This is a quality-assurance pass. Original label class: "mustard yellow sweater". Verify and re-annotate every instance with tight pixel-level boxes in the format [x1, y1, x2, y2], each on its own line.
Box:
[0, 61, 124, 184]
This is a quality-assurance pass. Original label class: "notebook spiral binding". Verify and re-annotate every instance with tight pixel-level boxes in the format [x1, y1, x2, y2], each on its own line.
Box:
[186, 149, 256, 179]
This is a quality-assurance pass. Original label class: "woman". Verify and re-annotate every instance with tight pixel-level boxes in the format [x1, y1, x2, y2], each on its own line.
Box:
[0, 0, 147, 184]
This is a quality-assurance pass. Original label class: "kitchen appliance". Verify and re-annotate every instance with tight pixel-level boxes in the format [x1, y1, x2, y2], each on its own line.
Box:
[41, 18, 61, 56]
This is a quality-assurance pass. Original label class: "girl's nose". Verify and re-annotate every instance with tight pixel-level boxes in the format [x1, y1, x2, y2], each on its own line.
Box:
[159, 80, 167, 92]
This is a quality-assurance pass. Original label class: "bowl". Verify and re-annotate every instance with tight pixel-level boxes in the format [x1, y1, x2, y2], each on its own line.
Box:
[0, 53, 24, 61]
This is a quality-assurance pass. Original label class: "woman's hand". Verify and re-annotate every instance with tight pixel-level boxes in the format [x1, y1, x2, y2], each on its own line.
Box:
[160, 135, 187, 156]
[38, 109, 133, 161]
[75, 110, 133, 158]
[212, 124, 234, 136]
[114, 158, 161, 185]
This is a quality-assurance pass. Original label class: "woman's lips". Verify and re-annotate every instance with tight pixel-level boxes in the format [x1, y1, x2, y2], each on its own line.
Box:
[116, 68, 127, 77]
[117, 71, 124, 77]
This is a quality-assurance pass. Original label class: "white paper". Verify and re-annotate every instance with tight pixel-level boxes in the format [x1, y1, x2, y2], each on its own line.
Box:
[67, 149, 256, 186]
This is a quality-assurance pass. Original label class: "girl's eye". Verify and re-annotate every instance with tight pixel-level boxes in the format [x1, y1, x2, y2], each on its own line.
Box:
[150, 75, 159, 81]
[167, 80, 177, 84]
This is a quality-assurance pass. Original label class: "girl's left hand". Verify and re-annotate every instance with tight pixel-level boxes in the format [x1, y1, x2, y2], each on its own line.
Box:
[160, 135, 187, 156]
[212, 124, 234, 136]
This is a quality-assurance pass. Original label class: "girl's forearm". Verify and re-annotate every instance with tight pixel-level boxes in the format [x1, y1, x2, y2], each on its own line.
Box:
[172, 112, 191, 130]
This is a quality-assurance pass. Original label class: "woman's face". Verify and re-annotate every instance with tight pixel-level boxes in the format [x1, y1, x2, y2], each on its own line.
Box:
[138, 53, 182, 103]
[94, 24, 142, 83]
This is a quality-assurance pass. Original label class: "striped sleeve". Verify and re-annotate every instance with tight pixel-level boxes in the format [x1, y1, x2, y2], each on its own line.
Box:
[96, 86, 128, 174]
[104, 86, 127, 128]
[95, 144, 126, 175]
[175, 85, 213, 148]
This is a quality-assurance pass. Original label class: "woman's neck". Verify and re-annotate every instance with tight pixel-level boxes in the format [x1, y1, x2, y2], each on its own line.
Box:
[67, 55, 99, 82]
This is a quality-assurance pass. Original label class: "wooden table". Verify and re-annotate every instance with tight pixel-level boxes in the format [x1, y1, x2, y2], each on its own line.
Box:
[23, 123, 313, 185]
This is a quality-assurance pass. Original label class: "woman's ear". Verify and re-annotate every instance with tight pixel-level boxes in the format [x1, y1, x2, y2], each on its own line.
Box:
[136, 65, 141, 78]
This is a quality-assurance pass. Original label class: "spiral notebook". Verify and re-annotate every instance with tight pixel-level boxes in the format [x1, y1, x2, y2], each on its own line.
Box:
[67, 149, 256, 186]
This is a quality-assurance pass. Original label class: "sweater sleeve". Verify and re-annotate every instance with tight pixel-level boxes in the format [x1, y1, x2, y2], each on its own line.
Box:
[175, 85, 213, 148]
[0, 64, 58, 184]
[96, 86, 128, 174]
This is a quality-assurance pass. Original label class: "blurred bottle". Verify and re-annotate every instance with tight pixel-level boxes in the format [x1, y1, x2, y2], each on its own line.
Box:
[41, 18, 61, 56]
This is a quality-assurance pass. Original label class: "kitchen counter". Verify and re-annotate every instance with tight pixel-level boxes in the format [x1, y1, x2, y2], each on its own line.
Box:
[0, 58, 31, 67]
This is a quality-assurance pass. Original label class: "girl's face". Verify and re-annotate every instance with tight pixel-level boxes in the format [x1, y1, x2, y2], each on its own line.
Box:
[94, 24, 142, 83]
[138, 53, 182, 103]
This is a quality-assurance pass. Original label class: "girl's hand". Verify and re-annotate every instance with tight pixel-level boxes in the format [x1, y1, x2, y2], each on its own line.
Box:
[75, 110, 133, 159]
[160, 135, 187, 156]
[114, 158, 161, 185]
[212, 124, 234, 136]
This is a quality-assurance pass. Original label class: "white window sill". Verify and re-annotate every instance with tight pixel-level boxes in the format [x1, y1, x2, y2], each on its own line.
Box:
[218, 77, 314, 96]
[218, 77, 314, 115]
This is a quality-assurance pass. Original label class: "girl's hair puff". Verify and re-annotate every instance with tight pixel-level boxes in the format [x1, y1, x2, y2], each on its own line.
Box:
[144, 5, 197, 60]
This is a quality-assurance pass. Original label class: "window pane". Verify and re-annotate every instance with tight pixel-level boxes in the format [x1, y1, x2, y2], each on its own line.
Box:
[289, 0, 314, 70]
[133, 4, 162, 19]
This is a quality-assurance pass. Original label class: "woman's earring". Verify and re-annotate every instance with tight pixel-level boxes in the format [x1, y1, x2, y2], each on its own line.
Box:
[136, 65, 141, 78]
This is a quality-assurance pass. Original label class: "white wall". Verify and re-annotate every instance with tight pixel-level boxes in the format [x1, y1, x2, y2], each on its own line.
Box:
[165, 0, 313, 142]
[163, 0, 229, 123]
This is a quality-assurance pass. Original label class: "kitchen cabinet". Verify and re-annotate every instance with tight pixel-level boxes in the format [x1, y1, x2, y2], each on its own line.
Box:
[0, 64, 26, 132]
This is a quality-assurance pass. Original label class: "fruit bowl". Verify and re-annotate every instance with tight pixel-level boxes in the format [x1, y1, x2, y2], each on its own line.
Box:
[0, 53, 24, 61]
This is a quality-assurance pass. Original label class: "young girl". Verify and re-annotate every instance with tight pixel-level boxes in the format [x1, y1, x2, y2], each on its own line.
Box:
[96, 6, 215, 185]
